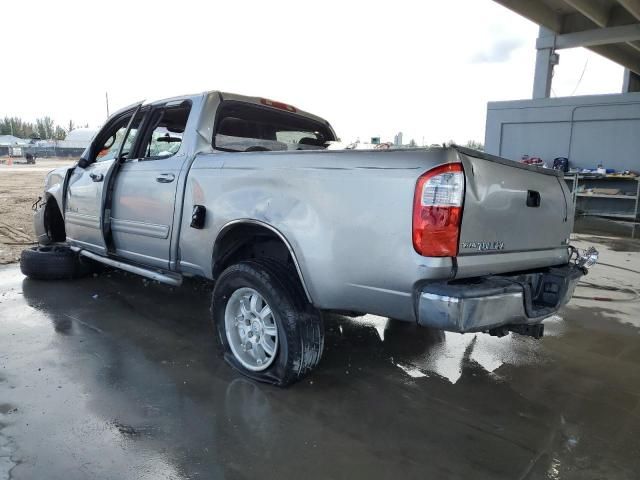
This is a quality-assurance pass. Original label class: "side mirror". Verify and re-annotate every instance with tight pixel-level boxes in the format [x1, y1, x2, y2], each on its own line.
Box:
[77, 143, 95, 169]
[77, 156, 91, 169]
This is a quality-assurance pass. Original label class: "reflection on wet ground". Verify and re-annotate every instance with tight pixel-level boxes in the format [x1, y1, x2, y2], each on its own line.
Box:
[574, 216, 640, 244]
[1, 239, 639, 479]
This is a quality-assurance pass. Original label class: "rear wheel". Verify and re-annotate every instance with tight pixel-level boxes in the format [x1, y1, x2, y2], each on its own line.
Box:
[224, 287, 279, 371]
[212, 259, 323, 386]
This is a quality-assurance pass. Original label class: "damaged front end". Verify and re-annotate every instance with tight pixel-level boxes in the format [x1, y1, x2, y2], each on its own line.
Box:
[32, 195, 67, 246]
[33, 196, 50, 245]
[32, 166, 75, 246]
[416, 246, 599, 338]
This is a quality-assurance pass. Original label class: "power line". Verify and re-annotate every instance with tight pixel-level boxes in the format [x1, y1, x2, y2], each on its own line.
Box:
[571, 59, 589, 96]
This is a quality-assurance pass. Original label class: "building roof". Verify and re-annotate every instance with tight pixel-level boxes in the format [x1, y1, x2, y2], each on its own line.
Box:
[65, 128, 96, 143]
[494, 0, 640, 74]
[55, 128, 96, 149]
[0, 135, 27, 146]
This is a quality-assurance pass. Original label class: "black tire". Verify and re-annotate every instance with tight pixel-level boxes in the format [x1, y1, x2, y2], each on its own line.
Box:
[20, 245, 90, 280]
[212, 259, 324, 387]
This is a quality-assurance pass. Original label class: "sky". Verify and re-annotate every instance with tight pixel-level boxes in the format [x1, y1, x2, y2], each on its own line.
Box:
[0, 0, 625, 144]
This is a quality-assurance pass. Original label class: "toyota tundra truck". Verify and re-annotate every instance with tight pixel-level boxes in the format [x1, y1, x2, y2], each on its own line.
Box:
[22, 91, 598, 386]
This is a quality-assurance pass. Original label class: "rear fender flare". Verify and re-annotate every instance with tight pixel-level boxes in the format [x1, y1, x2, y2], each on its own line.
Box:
[214, 218, 313, 304]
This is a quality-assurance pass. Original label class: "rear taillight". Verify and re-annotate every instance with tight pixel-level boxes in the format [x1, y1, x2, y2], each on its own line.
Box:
[413, 163, 464, 257]
[260, 98, 297, 113]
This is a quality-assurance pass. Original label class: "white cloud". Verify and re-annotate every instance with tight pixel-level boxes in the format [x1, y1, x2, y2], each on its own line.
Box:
[0, 0, 625, 144]
[471, 37, 526, 63]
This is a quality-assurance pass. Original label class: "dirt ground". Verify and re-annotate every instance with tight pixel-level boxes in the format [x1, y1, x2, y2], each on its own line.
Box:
[0, 158, 74, 264]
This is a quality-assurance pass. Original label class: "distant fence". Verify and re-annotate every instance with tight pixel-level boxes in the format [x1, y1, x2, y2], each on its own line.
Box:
[28, 147, 85, 158]
[0, 146, 85, 158]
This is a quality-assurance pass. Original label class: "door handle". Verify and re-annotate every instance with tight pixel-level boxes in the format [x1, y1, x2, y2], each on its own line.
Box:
[526, 190, 541, 207]
[89, 173, 104, 182]
[156, 173, 175, 183]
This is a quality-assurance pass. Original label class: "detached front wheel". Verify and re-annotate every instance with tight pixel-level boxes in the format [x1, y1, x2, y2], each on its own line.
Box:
[20, 245, 89, 280]
[212, 260, 324, 387]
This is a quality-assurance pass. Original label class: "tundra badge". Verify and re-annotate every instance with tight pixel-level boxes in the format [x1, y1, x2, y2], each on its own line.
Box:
[461, 241, 505, 252]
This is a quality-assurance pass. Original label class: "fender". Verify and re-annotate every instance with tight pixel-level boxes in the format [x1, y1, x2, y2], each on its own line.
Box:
[215, 218, 313, 303]
[33, 165, 74, 244]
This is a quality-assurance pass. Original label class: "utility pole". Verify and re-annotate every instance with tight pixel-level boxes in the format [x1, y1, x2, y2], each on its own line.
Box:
[105, 92, 110, 118]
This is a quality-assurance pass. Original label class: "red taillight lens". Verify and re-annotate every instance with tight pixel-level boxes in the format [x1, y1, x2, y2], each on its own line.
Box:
[413, 163, 464, 257]
[260, 98, 297, 113]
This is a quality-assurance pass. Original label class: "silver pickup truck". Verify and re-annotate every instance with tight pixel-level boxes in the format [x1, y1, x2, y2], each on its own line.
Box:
[22, 91, 598, 386]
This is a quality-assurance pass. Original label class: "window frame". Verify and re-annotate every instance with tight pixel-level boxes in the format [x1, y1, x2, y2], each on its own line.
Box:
[132, 100, 192, 162]
[88, 105, 141, 164]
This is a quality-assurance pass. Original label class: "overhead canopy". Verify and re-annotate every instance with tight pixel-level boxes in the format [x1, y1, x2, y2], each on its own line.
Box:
[494, 0, 640, 74]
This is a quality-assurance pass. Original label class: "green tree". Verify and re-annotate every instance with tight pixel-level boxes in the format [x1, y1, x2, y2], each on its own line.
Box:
[36, 116, 55, 139]
[0, 117, 35, 137]
[54, 126, 67, 140]
[465, 140, 484, 151]
[1, 116, 81, 140]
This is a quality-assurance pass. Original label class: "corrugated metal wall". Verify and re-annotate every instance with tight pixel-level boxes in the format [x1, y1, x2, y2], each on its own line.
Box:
[485, 92, 640, 172]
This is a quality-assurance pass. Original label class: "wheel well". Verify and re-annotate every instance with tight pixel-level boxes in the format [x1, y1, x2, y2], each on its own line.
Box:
[212, 223, 311, 301]
[44, 197, 66, 242]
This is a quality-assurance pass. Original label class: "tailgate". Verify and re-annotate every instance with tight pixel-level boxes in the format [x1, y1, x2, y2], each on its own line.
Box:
[457, 149, 572, 256]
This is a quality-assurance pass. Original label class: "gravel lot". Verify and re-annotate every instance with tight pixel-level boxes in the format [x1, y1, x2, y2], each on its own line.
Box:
[0, 158, 73, 263]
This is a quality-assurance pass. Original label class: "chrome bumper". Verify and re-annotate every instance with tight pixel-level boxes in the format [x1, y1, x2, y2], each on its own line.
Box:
[417, 262, 586, 333]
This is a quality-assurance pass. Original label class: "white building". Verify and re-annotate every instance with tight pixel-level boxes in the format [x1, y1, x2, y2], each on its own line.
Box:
[0, 135, 28, 146]
[58, 128, 96, 149]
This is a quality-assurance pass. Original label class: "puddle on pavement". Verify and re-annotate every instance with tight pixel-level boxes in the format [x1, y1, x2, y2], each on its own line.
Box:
[575, 235, 640, 253]
[344, 314, 557, 384]
[3, 261, 640, 479]
[0, 419, 18, 480]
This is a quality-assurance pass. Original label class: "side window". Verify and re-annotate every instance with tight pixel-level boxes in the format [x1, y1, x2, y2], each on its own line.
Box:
[138, 103, 191, 160]
[94, 115, 140, 163]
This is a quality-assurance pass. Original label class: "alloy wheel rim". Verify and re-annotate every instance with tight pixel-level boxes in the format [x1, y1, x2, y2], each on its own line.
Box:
[224, 287, 278, 371]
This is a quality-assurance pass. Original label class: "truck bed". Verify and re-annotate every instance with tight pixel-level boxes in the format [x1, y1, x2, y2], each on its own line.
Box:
[179, 145, 572, 322]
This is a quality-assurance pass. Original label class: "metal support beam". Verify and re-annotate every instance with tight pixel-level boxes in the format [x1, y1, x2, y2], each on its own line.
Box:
[589, 43, 640, 74]
[492, 0, 563, 32]
[623, 68, 640, 91]
[618, 0, 640, 21]
[533, 27, 557, 99]
[493, 0, 640, 78]
[563, 0, 611, 27]
[536, 23, 640, 49]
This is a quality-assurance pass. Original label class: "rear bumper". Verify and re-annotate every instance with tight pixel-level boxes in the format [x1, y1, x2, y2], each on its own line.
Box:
[416, 263, 584, 333]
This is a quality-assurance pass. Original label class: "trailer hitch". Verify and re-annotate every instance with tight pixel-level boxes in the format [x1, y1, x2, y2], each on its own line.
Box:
[571, 246, 599, 273]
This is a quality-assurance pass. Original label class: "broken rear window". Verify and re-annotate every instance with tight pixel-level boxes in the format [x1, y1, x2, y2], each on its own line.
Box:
[213, 102, 334, 152]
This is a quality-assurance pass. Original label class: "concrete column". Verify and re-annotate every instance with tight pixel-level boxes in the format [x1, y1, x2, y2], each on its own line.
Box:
[622, 68, 640, 92]
[533, 27, 558, 99]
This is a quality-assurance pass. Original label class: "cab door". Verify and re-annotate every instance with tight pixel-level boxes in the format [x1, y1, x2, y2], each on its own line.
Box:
[109, 101, 192, 270]
[65, 105, 141, 254]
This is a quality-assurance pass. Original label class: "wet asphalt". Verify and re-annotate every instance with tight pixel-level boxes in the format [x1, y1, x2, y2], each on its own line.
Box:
[1, 235, 639, 480]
